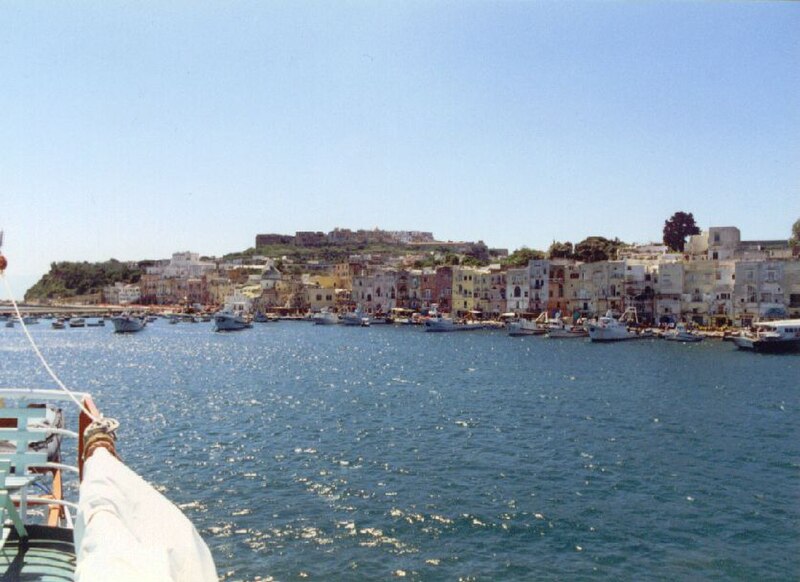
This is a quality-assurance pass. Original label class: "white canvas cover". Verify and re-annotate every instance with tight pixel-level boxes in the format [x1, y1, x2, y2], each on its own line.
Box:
[74, 448, 217, 582]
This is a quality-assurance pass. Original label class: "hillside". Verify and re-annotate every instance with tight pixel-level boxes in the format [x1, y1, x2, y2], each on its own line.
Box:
[25, 260, 142, 302]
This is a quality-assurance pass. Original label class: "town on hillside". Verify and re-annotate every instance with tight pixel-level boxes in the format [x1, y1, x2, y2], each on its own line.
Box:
[24, 225, 800, 328]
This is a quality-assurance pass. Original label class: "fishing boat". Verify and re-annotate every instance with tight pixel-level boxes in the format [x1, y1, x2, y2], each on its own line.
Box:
[52, 319, 66, 330]
[663, 322, 703, 343]
[213, 311, 252, 331]
[587, 308, 643, 342]
[110, 313, 146, 333]
[68, 317, 86, 328]
[0, 242, 217, 581]
[732, 319, 800, 353]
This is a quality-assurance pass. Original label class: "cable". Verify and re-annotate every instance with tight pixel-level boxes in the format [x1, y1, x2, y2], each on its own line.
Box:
[1, 272, 102, 423]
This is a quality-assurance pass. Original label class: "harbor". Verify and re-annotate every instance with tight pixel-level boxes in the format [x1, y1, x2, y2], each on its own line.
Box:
[1, 318, 797, 580]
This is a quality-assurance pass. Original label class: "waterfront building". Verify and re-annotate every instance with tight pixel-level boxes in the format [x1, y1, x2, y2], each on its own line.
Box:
[785, 261, 800, 318]
[681, 260, 716, 325]
[102, 282, 141, 305]
[452, 266, 477, 317]
[733, 260, 787, 325]
[206, 274, 235, 307]
[352, 269, 399, 314]
[434, 266, 453, 313]
[529, 260, 550, 314]
[473, 266, 505, 318]
[305, 282, 337, 313]
[709, 261, 736, 326]
[654, 261, 683, 324]
[546, 260, 570, 317]
[620, 261, 656, 323]
[576, 261, 624, 316]
[506, 266, 530, 314]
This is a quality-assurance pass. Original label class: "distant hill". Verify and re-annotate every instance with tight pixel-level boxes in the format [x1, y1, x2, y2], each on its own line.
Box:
[25, 259, 142, 302]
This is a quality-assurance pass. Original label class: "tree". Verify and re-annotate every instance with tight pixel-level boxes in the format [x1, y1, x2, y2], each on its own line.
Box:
[502, 247, 545, 267]
[791, 218, 800, 248]
[547, 241, 574, 259]
[573, 236, 626, 263]
[663, 211, 700, 252]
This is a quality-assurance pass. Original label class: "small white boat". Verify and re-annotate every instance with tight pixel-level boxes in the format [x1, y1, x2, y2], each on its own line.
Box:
[341, 307, 369, 327]
[69, 317, 86, 328]
[588, 309, 643, 342]
[110, 313, 146, 333]
[52, 319, 66, 329]
[213, 311, 252, 331]
[546, 325, 589, 339]
[312, 309, 339, 325]
[732, 319, 800, 353]
[664, 323, 703, 343]
[424, 308, 484, 332]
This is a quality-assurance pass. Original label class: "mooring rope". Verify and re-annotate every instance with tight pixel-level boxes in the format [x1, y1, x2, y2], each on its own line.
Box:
[1, 260, 103, 424]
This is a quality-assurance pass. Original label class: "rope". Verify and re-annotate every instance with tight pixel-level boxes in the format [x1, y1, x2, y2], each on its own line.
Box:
[1, 271, 102, 423]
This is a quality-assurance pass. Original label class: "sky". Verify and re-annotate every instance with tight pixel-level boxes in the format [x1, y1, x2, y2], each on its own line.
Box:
[1, 1, 799, 299]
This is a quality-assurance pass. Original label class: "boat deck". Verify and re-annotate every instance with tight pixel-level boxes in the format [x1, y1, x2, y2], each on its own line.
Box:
[0, 525, 75, 581]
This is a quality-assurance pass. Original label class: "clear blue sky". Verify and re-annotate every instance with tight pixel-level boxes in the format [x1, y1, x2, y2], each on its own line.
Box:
[2, 1, 798, 299]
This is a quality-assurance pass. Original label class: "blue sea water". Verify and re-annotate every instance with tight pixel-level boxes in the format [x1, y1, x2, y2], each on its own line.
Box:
[1, 321, 799, 581]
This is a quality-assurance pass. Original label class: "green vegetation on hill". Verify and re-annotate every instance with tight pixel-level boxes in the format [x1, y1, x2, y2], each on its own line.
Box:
[226, 241, 424, 263]
[25, 259, 142, 302]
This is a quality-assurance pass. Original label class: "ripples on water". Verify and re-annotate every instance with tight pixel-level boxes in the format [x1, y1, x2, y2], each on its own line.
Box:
[2, 322, 798, 580]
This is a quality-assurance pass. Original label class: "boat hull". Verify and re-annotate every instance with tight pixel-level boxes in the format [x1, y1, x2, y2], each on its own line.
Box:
[732, 336, 800, 353]
[214, 314, 251, 331]
[110, 317, 145, 333]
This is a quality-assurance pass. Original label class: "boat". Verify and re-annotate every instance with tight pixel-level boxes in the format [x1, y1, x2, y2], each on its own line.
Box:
[389, 308, 415, 325]
[664, 322, 703, 343]
[312, 309, 339, 325]
[110, 313, 146, 333]
[68, 317, 86, 328]
[213, 311, 252, 331]
[732, 319, 800, 353]
[0, 243, 218, 580]
[424, 306, 484, 332]
[341, 306, 369, 326]
[587, 308, 643, 342]
[546, 321, 589, 339]
[52, 318, 66, 329]
[507, 318, 544, 337]
[86, 318, 105, 327]
[507, 311, 551, 337]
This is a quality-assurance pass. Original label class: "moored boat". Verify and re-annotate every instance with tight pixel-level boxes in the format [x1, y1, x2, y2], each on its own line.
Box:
[664, 322, 703, 343]
[110, 313, 146, 333]
[732, 319, 800, 353]
[588, 308, 643, 342]
[507, 318, 545, 337]
[213, 311, 252, 331]
[424, 306, 484, 332]
[312, 309, 339, 325]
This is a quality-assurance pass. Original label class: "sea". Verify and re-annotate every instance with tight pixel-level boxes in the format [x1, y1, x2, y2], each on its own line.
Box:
[1, 320, 798, 581]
